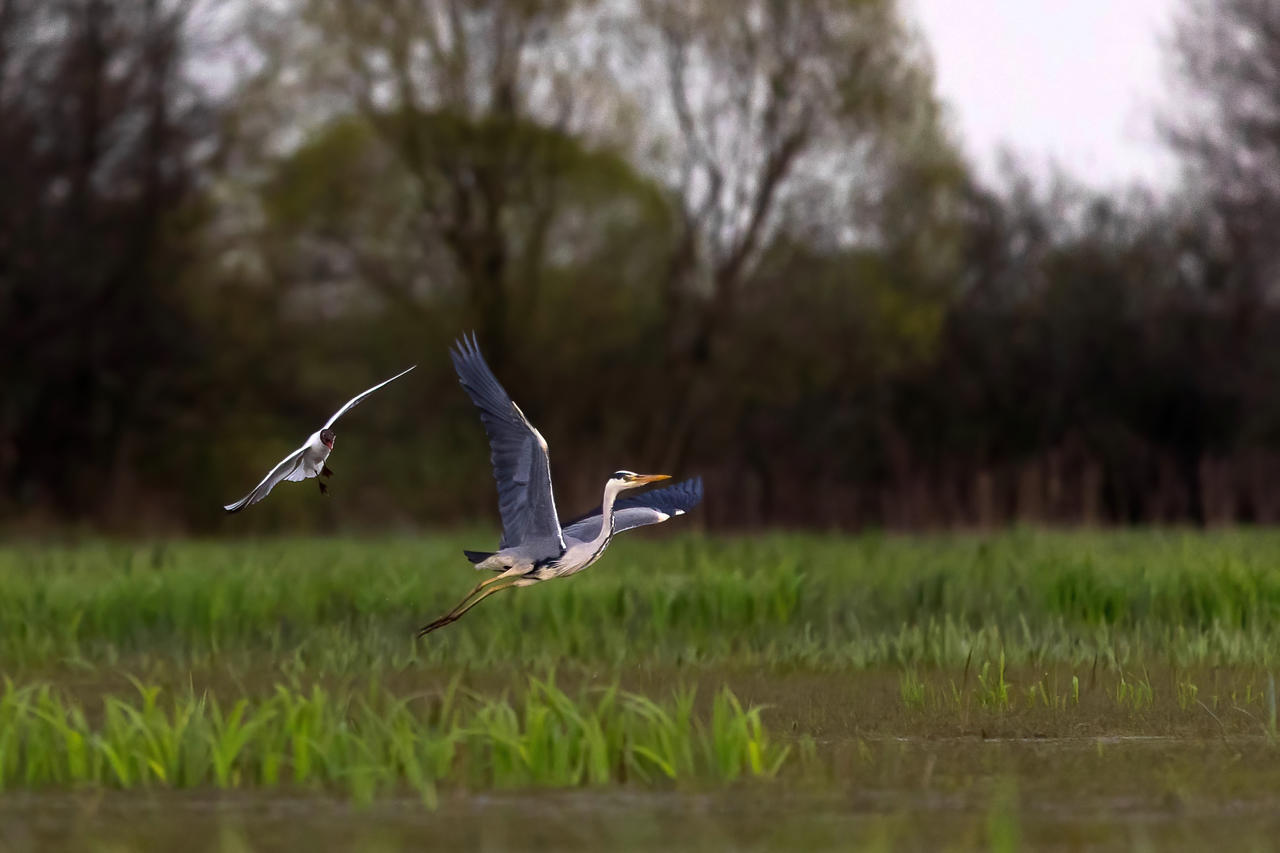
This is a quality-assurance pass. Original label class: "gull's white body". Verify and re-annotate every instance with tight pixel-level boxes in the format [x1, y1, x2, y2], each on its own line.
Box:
[223, 366, 415, 513]
[290, 431, 334, 481]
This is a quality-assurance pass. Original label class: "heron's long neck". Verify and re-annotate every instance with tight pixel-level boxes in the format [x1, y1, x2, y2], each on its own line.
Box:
[587, 481, 623, 555]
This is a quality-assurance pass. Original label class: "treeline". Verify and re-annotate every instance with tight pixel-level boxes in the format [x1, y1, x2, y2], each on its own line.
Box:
[3, 0, 1280, 532]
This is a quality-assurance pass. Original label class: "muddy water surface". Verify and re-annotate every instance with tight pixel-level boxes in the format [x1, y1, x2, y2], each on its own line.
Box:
[5, 737, 1279, 852]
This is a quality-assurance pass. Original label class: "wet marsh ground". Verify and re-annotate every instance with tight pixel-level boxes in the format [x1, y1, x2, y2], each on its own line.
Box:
[4, 530, 1280, 849]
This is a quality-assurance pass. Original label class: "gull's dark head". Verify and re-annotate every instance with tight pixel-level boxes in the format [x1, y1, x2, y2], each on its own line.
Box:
[320, 429, 336, 450]
[611, 470, 670, 491]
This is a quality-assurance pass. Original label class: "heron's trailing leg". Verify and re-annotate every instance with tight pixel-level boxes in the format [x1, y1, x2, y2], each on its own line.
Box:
[436, 574, 500, 619]
[419, 569, 522, 633]
[417, 579, 522, 637]
[318, 481, 329, 496]
[322, 465, 334, 478]
[448, 567, 519, 613]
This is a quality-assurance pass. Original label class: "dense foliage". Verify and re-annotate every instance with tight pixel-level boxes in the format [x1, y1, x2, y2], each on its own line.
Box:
[4, 0, 1280, 530]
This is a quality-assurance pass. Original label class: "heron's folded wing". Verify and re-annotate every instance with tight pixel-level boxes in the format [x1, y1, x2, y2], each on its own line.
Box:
[451, 333, 564, 553]
[322, 365, 416, 430]
[560, 477, 703, 542]
[223, 445, 308, 513]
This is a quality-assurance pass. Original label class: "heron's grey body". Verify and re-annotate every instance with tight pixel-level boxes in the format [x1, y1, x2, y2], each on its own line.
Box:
[417, 334, 702, 636]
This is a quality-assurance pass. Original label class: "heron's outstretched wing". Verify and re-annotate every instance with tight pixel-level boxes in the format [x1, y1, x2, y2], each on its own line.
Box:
[223, 445, 309, 513]
[560, 477, 703, 542]
[322, 365, 416, 430]
[451, 333, 564, 553]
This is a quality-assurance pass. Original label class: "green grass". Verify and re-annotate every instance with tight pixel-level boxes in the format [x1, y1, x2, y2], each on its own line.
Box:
[0, 676, 791, 802]
[4, 529, 1280, 673]
[10, 530, 1280, 847]
[5, 530, 1280, 746]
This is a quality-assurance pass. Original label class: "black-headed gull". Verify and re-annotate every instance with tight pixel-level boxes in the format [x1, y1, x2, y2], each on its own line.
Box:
[223, 365, 416, 513]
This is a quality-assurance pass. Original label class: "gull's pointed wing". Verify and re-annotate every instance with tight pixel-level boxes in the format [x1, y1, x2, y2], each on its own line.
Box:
[322, 365, 416, 430]
[223, 445, 309, 513]
[451, 333, 564, 554]
[560, 477, 703, 543]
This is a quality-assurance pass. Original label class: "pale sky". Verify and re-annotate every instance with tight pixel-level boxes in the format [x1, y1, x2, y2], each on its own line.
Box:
[909, 0, 1180, 189]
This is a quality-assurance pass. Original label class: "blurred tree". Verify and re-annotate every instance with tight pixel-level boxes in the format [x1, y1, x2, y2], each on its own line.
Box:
[239, 0, 618, 370]
[0, 0, 220, 520]
[1162, 0, 1280, 326]
[630, 0, 965, 469]
[1157, 0, 1280, 521]
[21, 0, 1274, 531]
[214, 106, 678, 520]
[222, 0, 968, 523]
[887, 161, 1255, 527]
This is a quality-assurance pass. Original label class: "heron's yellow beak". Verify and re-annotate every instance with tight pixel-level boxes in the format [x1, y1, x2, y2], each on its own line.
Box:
[630, 473, 671, 485]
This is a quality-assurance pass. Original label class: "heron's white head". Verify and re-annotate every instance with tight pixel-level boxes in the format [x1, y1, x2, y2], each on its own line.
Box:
[609, 470, 670, 493]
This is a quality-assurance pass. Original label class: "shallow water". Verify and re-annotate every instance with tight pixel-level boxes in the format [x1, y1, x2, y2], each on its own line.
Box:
[5, 737, 1280, 852]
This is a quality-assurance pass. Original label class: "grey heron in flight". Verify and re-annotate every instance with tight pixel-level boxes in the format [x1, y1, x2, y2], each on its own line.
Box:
[223, 365, 416, 512]
[418, 334, 702, 637]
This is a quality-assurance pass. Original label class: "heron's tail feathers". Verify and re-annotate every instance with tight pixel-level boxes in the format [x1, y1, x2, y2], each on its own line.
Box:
[463, 549, 495, 565]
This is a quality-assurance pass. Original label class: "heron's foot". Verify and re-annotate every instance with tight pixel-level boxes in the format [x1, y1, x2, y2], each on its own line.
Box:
[322, 465, 334, 478]
[318, 481, 329, 496]
[417, 614, 456, 637]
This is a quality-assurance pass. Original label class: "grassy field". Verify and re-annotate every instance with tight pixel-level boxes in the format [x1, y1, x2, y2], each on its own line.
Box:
[4, 529, 1280, 850]
[7, 528, 1280, 672]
